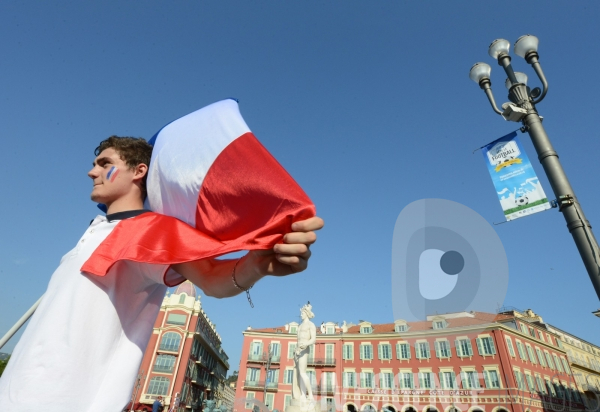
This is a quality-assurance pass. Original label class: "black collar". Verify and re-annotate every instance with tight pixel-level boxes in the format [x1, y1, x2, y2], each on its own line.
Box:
[106, 209, 151, 223]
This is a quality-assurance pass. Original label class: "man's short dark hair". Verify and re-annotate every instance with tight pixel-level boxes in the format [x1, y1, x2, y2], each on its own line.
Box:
[94, 136, 153, 197]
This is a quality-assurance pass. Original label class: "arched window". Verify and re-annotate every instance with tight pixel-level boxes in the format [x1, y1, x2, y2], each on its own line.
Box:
[154, 354, 176, 373]
[179, 294, 187, 304]
[147, 376, 170, 395]
[160, 332, 181, 352]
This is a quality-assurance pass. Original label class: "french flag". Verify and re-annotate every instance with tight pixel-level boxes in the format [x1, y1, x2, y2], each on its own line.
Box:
[82, 99, 315, 277]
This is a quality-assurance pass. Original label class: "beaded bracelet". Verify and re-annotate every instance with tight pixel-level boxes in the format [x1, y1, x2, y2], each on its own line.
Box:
[231, 258, 254, 308]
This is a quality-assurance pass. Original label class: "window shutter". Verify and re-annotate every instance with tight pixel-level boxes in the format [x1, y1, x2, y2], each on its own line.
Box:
[466, 340, 473, 356]
[434, 341, 440, 358]
[488, 338, 496, 355]
[378, 344, 382, 360]
[483, 371, 490, 388]
[360, 345, 364, 360]
[439, 372, 444, 389]
[425, 343, 430, 358]
[455, 339, 462, 356]
[409, 373, 414, 389]
[476, 338, 483, 355]
[396, 343, 401, 359]
[406, 343, 411, 359]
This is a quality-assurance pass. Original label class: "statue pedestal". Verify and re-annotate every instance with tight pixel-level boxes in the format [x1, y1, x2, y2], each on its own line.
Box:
[285, 398, 321, 412]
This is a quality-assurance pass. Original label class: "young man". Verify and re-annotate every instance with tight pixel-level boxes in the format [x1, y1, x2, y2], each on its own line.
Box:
[0, 136, 323, 411]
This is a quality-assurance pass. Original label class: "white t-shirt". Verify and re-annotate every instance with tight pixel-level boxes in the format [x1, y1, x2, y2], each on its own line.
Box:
[0, 214, 184, 411]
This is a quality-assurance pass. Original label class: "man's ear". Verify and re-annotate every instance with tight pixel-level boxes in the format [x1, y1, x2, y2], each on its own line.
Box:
[133, 163, 148, 181]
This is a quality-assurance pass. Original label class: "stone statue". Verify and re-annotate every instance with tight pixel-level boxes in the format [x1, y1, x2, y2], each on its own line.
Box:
[287, 303, 320, 412]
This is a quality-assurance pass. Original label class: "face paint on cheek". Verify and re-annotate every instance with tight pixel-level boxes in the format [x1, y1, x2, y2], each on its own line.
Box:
[106, 166, 120, 182]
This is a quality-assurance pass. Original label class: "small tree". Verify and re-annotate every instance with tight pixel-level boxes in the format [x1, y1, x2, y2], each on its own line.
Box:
[0, 356, 10, 378]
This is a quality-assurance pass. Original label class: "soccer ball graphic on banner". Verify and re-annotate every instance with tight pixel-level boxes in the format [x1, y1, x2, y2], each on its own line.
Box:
[515, 196, 529, 206]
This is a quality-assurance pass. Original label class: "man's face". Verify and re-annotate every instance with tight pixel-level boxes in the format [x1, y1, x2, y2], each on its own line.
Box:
[88, 148, 139, 206]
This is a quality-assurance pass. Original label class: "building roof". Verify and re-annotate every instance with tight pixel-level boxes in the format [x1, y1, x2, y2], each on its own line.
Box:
[247, 312, 514, 335]
[173, 280, 197, 298]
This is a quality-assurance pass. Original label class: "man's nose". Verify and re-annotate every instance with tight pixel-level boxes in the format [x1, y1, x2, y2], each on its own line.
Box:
[88, 166, 99, 179]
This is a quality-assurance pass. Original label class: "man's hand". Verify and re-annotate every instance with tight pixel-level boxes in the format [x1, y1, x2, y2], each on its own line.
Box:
[173, 216, 324, 298]
[249, 216, 324, 277]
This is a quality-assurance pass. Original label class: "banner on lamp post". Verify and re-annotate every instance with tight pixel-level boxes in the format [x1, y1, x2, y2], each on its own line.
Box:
[482, 131, 551, 221]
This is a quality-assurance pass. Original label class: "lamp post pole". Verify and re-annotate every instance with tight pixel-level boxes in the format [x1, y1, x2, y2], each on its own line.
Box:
[470, 35, 600, 300]
[263, 345, 274, 409]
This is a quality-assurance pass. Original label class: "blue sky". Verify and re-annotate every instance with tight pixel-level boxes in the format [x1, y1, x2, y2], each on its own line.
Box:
[1, 2, 600, 373]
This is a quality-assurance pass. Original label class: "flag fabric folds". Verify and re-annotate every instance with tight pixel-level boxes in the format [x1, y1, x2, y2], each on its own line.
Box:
[82, 99, 315, 276]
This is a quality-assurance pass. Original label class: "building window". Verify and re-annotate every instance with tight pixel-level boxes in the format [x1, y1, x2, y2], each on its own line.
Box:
[396, 343, 411, 360]
[419, 372, 434, 389]
[360, 326, 373, 334]
[525, 345, 536, 364]
[454, 338, 473, 358]
[166, 313, 187, 326]
[380, 372, 394, 389]
[245, 393, 255, 409]
[284, 369, 294, 384]
[159, 332, 181, 352]
[179, 294, 187, 304]
[513, 370, 525, 390]
[154, 354, 176, 373]
[545, 352, 556, 370]
[416, 342, 431, 359]
[439, 371, 456, 389]
[520, 323, 528, 334]
[529, 327, 536, 338]
[399, 372, 414, 389]
[360, 344, 373, 360]
[246, 368, 260, 383]
[343, 344, 353, 360]
[476, 337, 496, 356]
[505, 337, 515, 357]
[343, 372, 356, 388]
[525, 374, 536, 392]
[516, 341, 528, 361]
[483, 370, 500, 388]
[147, 376, 170, 395]
[378, 344, 392, 360]
[395, 324, 408, 332]
[433, 320, 446, 329]
[360, 372, 374, 388]
[265, 393, 274, 411]
[284, 395, 292, 410]
[290, 326, 297, 334]
[561, 358, 570, 373]
[461, 371, 480, 389]
[270, 342, 281, 358]
[288, 343, 297, 359]
[535, 376, 546, 394]
[435, 340, 451, 359]
[546, 334, 554, 345]
[535, 348, 547, 367]
[545, 379, 556, 396]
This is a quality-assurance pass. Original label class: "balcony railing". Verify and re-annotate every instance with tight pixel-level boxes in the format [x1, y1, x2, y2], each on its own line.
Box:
[315, 385, 336, 395]
[243, 381, 279, 391]
[247, 354, 282, 363]
[307, 357, 336, 367]
[153, 364, 174, 373]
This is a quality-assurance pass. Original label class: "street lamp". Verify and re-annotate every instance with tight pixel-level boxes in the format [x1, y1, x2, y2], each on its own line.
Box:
[470, 35, 600, 300]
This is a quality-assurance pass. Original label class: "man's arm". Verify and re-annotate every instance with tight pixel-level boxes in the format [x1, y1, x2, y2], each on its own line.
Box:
[172, 217, 324, 298]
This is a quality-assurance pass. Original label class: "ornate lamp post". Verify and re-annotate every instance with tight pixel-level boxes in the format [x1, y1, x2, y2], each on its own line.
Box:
[469, 35, 600, 300]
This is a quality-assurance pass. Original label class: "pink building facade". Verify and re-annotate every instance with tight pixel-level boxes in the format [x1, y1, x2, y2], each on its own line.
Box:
[235, 311, 589, 412]
[128, 281, 229, 412]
